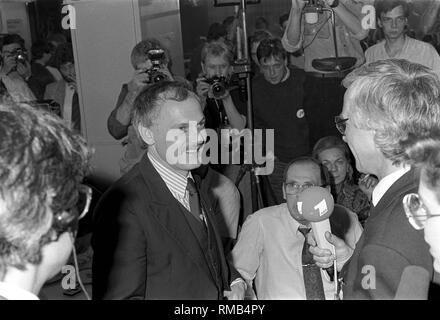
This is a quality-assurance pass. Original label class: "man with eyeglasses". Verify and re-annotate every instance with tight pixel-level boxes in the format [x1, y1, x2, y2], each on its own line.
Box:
[0, 101, 91, 300]
[311, 59, 440, 299]
[365, 0, 440, 79]
[230, 156, 362, 299]
[402, 134, 440, 284]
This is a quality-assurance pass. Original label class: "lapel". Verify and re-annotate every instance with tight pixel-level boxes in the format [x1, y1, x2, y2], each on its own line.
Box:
[138, 154, 215, 283]
[196, 174, 230, 289]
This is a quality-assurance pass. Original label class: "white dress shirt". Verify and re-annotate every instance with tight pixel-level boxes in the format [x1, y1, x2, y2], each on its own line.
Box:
[372, 166, 410, 206]
[0, 282, 39, 300]
[230, 203, 362, 300]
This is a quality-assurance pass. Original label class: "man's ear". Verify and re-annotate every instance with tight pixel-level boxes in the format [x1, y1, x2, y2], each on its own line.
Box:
[138, 123, 155, 145]
[201, 61, 206, 75]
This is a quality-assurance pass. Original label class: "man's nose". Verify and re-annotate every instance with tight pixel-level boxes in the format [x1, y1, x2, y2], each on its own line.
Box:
[391, 19, 398, 28]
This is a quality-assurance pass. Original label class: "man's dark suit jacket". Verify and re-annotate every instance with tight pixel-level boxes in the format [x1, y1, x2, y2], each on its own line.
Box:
[91, 154, 242, 299]
[342, 169, 434, 299]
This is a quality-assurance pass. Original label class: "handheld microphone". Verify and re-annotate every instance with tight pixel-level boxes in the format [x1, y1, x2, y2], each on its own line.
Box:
[304, 2, 320, 24]
[296, 186, 335, 255]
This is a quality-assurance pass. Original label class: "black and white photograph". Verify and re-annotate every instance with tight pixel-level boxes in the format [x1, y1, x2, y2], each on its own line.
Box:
[0, 0, 440, 308]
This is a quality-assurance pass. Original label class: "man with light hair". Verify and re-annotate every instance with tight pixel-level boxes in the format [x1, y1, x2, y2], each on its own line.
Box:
[310, 59, 440, 299]
[0, 100, 91, 300]
[365, 0, 440, 79]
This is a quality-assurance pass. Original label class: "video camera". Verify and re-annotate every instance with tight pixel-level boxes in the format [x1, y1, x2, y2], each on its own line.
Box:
[145, 48, 167, 84]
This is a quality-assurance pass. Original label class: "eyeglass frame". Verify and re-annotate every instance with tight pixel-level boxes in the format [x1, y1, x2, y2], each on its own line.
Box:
[284, 182, 323, 195]
[335, 116, 349, 136]
[402, 192, 440, 230]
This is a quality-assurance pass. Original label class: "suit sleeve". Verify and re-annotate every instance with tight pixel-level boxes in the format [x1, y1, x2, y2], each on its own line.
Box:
[359, 244, 431, 300]
[92, 191, 147, 300]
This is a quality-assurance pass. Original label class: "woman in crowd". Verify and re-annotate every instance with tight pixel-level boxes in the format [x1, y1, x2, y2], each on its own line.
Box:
[313, 136, 377, 227]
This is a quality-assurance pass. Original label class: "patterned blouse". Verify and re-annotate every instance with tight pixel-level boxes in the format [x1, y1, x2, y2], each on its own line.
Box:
[335, 182, 371, 227]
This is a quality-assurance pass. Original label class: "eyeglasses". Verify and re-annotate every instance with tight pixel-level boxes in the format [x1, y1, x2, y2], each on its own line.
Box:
[402, 193, 440, 230]
[335, 116, 349, 136]
[284, 182, 320, 195]
[52, 184, 93, 235]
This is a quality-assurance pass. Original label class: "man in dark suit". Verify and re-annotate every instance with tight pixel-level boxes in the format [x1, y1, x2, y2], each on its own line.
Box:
[309, 59, 440, 299]
[92, 81, 245, 300]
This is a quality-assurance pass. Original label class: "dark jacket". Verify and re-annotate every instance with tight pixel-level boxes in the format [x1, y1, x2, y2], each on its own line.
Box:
[91, 154, 241, 299]
[342, 169, 434, 299]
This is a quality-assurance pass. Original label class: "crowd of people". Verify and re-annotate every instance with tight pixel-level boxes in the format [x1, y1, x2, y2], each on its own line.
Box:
[1, 0, 440, 300]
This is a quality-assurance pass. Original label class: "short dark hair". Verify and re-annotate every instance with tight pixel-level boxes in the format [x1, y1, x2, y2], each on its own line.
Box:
[283, 156, 331, 187]
[207, 22, 227, 42]
[0, 101, 91, 279]
[31, 41, 53, 60]
[257, 38, 287, 64]
[132, 80, 197, 130]
[375, 0, 409, 19]
[0, 34, 25, 51]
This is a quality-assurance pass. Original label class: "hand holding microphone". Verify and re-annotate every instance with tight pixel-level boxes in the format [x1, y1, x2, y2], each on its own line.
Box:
[296, 187, 352, 270]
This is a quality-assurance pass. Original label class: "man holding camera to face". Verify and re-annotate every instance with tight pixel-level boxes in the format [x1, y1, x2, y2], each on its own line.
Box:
[282, 0, 368, 148]
[196, 40, 246, 136]
[107, 39, 174, 175]
[0, 34, 35, 103]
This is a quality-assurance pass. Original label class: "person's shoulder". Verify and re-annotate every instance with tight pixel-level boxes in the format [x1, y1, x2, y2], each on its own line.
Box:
[408, 37, 438, 53]
[365, 40, 385, 54]
[250, 203, 288, 221]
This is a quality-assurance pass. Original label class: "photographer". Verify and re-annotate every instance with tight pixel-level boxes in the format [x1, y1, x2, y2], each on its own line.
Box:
[107, 39, 174, 174]
[0, 34, 35, 103]
[282, 0, 368, 148]
[196, 40, 246, 135]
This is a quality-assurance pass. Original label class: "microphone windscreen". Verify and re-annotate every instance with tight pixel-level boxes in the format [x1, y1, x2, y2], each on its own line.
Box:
[305, 12, 318, 24]
[296, 186, 334, 222]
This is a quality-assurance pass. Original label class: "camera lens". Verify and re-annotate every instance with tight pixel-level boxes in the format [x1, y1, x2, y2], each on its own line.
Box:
[212, 82, 226, 98]
[152, 72, 165, 83]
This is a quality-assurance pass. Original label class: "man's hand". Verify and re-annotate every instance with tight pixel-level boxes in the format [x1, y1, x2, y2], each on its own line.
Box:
[17, 60, 31, 80]
[127, 69, 150, 93]
[358, 174, 378, 199]
[196, 76, 210, 99]
[323, 0, 337, 7]
[307, 231, 353, 270]
[0, 54, 17, 77]
[223, 281, 245, 300]
[291, 0, 307, 13]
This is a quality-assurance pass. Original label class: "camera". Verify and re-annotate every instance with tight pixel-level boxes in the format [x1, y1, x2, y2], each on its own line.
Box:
[145, 48, 167, 84]
[204, 76, 228, 99]
[15, 48, 28, 64]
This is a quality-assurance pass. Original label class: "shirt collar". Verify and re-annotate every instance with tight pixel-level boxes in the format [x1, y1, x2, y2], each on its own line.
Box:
[372, 166, 410, 206]
[0, 282, 39, 300]
[282, 203, 310, 235]
[147, 148, 190, 198]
